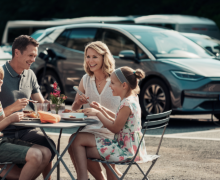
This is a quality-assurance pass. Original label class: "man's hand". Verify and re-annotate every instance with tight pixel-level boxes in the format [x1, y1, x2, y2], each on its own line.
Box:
[9, 112, 24, 123]
[11, 98, 29, 112]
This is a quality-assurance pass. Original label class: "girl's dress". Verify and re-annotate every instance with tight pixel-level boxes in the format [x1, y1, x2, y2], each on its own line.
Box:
[96, 95, 150, 163]
[80, 74, 120, 139]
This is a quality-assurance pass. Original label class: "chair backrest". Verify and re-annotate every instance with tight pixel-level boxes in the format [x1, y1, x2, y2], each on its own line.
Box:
[132, 110, 172, 161]
[143, 110, 172, 130]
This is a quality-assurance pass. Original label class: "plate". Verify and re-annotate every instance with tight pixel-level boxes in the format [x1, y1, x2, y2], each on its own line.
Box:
[61, 113, 86, 119]
[22, 117, 40, 120]
[21, 118, 41, 123]
[62, 117, 86, 121]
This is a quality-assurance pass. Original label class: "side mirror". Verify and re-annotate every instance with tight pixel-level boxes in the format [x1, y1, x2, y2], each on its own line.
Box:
[38, 50, 48, 61]
[119, 50, 135, 59]
[119, 50, 140, 63]
[38, 48, 66, 62]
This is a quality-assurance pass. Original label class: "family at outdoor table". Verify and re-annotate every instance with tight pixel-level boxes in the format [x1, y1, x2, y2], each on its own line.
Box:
[0, 35, 149, 180]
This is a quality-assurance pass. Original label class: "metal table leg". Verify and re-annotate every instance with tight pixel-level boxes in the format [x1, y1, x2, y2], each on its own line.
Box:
[40, 126, 85, 180]
[57, 128, 63, 180]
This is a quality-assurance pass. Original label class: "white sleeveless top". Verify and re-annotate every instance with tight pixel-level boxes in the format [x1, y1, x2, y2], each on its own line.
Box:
[83, 74, 120, 112]
[81, 74, 121, 139]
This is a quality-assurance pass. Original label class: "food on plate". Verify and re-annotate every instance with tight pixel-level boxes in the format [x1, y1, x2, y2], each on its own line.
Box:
[69, 115, 76, 118]
[62, 109, 84, 113]
[76, 109, 83, 113]
[23, 110, 33, 113]
[24, 111, 38, 118]
[62, 109, 72, 113]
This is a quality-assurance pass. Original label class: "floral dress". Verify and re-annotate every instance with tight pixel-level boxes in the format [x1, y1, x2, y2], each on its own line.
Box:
[95, 95, 149, 163]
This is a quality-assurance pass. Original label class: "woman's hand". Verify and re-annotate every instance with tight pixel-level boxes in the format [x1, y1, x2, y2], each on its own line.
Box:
[76, 94, 89, 106]
[90, 101, 102, 111]
[84, 108, 100, 117]
[9, 112, 24, 123]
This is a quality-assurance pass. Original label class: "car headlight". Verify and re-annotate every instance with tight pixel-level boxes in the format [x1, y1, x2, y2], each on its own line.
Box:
[171, 71, 204, 81]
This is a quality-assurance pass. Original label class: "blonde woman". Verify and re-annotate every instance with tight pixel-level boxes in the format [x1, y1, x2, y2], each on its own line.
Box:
[68, 41, 122, 179]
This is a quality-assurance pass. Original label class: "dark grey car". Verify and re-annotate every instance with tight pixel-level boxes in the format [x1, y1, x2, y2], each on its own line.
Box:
[31, 23, 220, 120]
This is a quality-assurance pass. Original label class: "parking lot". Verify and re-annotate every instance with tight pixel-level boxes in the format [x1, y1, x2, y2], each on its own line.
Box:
[36, 112, 220, 180]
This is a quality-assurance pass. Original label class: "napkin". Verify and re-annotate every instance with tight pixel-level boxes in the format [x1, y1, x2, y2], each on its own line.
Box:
[38, 111, 61, 123]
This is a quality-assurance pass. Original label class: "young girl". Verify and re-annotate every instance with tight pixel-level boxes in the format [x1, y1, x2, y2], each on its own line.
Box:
[70, 66, 149, 180]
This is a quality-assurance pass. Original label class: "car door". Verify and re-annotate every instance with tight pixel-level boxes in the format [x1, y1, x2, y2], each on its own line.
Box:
[97, 28, 148, 71]
[60, 27, 99, 100]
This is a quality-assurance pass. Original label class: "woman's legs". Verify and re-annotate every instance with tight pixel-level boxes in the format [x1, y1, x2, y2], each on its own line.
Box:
[68, 133, 106, 180]
[69, 133, 105, 180]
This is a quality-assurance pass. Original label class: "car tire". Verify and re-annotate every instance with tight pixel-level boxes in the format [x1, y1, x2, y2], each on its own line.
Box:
[140, 78, 171, 117]
[38, 70, 63, 100]
[214, 114, 220, 121]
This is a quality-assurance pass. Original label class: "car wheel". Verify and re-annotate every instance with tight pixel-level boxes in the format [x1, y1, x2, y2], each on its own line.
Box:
[140, 78, 171, 116]
[214, 114, 220, 121]
[38, 70, 63, 99]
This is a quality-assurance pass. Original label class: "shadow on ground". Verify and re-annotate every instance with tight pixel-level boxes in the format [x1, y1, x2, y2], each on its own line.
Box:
[43, 115, 220, 136]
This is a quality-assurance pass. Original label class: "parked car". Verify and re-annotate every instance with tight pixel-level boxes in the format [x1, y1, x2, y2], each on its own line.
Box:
[182, 33, 220, 56]
[134, 15, 220, 39]
[31, 23, 220, 121]
[1, 16, 134, 45]
[0, 49, 11, 66]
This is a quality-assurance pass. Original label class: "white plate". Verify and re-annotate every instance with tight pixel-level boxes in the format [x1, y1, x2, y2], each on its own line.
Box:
[23, 118, 40, 120]
[61, 113, 87, 119]
[62, 117, 85, 121]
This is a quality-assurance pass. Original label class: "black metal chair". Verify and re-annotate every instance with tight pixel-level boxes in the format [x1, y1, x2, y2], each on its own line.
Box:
[88, 110, 172, 180]
[0, 162, 15, 180]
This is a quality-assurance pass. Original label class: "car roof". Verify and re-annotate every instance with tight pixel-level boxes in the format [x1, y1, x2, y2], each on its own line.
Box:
[5, 16, 134, 28]
[135, 15, 216, 25]
[45, 23, 169, 33]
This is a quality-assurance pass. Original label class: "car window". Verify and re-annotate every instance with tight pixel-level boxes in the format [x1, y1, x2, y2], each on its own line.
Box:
[132, 31, 214, 58]
[66, 28, 97, 51]
[184, 35, 220, 55]
[101, 29, 136, 56]
[55, 30, 71, 46]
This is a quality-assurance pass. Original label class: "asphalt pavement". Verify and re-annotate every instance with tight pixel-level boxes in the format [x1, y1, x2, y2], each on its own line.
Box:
[35, 106, 220, 180]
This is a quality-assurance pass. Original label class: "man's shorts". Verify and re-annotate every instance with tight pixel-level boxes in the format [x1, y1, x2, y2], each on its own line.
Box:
[2, 129, 56, 162]
[0, 137, 33, 165]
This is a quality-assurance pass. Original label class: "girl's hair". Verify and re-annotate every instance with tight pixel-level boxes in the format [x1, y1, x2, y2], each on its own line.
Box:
[0, 66, 4, 80]
[84, 41, 115, 77]
[121, 66, 145, 94]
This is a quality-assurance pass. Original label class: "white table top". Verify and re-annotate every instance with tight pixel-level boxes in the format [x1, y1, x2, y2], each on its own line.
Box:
[12, 119, 99, 129]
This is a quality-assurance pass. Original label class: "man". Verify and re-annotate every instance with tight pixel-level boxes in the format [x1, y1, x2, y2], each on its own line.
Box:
[0, 66, 51, 180]
[0, 35, 55, 179]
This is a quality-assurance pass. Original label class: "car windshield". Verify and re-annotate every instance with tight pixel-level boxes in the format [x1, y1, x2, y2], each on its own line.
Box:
[30, 31, 44, 40]
[132, 30, 214, 58]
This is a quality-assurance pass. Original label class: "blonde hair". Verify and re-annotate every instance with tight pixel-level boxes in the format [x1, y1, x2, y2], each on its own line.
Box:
[84, 41, 115, 77]
[120, 66, 145, 94]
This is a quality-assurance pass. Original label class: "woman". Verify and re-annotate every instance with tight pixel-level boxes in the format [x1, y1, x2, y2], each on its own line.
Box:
[68, 41, 121, 180]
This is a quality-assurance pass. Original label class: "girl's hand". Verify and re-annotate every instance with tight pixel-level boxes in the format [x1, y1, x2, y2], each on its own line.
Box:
[90, 101, 102, 111]
[84, 108, 100, 117]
